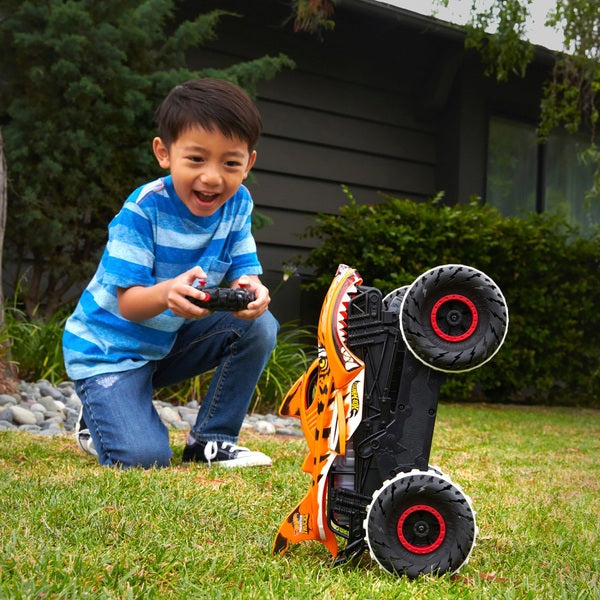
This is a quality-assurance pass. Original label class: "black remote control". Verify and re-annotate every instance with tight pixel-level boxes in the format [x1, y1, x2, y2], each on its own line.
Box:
[186, 286, 255, 311]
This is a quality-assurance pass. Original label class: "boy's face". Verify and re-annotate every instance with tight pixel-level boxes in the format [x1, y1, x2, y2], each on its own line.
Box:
[153, 125, 256, 217]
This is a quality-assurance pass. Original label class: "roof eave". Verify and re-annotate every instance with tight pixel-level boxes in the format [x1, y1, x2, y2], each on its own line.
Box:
[340, 0, 557, 64]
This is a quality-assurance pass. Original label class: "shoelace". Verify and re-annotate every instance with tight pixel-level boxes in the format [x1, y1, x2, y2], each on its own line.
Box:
[203, 441, 247, 465]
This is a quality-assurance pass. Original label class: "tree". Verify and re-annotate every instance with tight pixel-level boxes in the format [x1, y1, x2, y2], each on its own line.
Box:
[0, 0, 294, 318]
[0, 129, 6, 326]
[0, 129, 18, 390]
[291, 0, 335, 34]
[451, 0, 600, 202]
[539, 1, 600, 201]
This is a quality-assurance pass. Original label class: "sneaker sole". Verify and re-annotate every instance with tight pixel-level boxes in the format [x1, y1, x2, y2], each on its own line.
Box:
[75, 406, 98, 457]
[210, 453, 272, 468]
[76, 431, 98, 457]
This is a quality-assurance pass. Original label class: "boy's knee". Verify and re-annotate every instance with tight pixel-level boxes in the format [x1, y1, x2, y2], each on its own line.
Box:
[251, 311, 279, 351]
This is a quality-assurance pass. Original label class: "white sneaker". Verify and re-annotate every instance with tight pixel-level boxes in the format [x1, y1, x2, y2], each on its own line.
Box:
[182, 439, 272, 467]
[75, 408, 97, 457]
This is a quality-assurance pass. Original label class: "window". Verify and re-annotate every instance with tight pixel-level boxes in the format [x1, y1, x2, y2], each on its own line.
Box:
[486, 116, 599, 234]
[486, 118, 538, 216]
[544, 134, 600, 232]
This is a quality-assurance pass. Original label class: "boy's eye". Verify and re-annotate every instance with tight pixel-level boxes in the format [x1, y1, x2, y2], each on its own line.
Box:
[188, 156, 204, 163]
[225, 161, 243, 168]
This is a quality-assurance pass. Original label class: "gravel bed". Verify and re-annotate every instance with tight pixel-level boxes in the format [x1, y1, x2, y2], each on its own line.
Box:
[0, 380, 302, 438]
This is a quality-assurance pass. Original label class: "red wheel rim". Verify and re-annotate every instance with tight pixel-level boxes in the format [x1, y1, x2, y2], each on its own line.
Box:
[430, 294, 478, 342]
[397, 504, 446, 554]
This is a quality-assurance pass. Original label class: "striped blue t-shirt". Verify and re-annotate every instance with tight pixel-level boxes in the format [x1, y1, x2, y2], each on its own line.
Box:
[62, 175, 262, 380]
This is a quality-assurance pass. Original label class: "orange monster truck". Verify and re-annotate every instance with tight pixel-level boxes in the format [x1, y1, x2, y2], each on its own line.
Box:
[273, 264, 508, 578]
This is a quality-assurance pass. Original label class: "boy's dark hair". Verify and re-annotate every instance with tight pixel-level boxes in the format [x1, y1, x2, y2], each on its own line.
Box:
[155, 78, 263, 150]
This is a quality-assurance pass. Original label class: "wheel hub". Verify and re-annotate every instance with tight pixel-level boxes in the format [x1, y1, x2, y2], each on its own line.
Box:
[414, 520, 430, 537]
[397, 504, 446, 554]
[430, 294, 478, 342]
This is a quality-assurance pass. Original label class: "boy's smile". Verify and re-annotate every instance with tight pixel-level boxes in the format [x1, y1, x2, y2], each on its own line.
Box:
[153, 126, 256, 217]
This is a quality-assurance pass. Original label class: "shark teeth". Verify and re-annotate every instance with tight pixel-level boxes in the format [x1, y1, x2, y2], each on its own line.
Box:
[335, 282, 361, 371]
[336, 282, 357, 345]
[341, 346, 360, 371]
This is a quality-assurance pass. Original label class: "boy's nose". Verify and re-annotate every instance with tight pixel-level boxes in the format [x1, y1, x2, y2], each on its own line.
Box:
[200, 167, 221, 185]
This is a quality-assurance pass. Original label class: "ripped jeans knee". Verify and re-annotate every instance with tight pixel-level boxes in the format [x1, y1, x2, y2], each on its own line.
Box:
[75, 363, 172, 469]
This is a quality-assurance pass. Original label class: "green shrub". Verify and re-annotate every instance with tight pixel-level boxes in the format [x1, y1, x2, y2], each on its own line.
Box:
[302, 189, 600, 407]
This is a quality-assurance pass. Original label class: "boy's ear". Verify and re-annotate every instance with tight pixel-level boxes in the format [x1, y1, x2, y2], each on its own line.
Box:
[243, 150, 257, 179]
[153, 137, 170, 169]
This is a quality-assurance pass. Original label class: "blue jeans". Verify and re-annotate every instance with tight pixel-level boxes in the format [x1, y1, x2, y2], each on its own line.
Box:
[74, 311, 279, 468]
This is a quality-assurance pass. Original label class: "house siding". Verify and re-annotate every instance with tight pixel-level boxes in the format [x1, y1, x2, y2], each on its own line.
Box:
[182, 0, 550, 324]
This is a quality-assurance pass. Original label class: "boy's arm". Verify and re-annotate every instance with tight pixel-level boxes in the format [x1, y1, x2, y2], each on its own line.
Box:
[229, 275, 271, 320]
[117, 266, 210, 322]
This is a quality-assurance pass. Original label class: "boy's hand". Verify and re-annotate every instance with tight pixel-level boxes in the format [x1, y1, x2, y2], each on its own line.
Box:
[168, 267, 213, 319]
[118, 266, 210, 322]
[229, 275, 271, 320]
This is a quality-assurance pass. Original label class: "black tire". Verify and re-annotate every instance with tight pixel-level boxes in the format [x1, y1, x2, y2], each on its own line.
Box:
[382, 286, 409, 314]
[399, 264, 508, 372]
[364, 469, 477, 578]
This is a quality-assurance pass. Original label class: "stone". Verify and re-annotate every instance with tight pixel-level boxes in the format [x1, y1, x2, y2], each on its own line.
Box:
[44, 410, 65, 421]
[36, 381, 63, 400]
[19, 383, 40, 402]
[178, 411, 198, 427]
[157, 406, 180, 426]
[38, 397, 59, 412]
[65, 394, 82, 409]
[40, 421, 64, 434]
[10, 405, 38, 426]
[275, 428, 303, 437]
[57, 381, 76, 393]
[255, 420, 277, 435]
[0, 407, 13, 422]
[18, 424, 42, 433]
[64, 411, 79, 431]
[0, 394, 17, 407]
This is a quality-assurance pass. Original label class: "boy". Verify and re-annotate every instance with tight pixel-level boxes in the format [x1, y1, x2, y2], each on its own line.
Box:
[62, 78, 279, 469]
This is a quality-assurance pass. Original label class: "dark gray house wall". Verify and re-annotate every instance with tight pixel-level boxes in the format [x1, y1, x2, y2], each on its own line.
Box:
[182, 0, 552, 325]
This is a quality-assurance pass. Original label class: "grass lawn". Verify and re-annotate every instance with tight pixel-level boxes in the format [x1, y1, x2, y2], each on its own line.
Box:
[0, 403, 598, 599]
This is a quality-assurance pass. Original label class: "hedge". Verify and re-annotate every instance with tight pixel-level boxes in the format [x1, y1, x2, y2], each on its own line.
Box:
[302, 190, 600, 408]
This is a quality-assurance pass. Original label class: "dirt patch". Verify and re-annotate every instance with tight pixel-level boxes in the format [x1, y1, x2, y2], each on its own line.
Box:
[0, 358, 19, 395]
